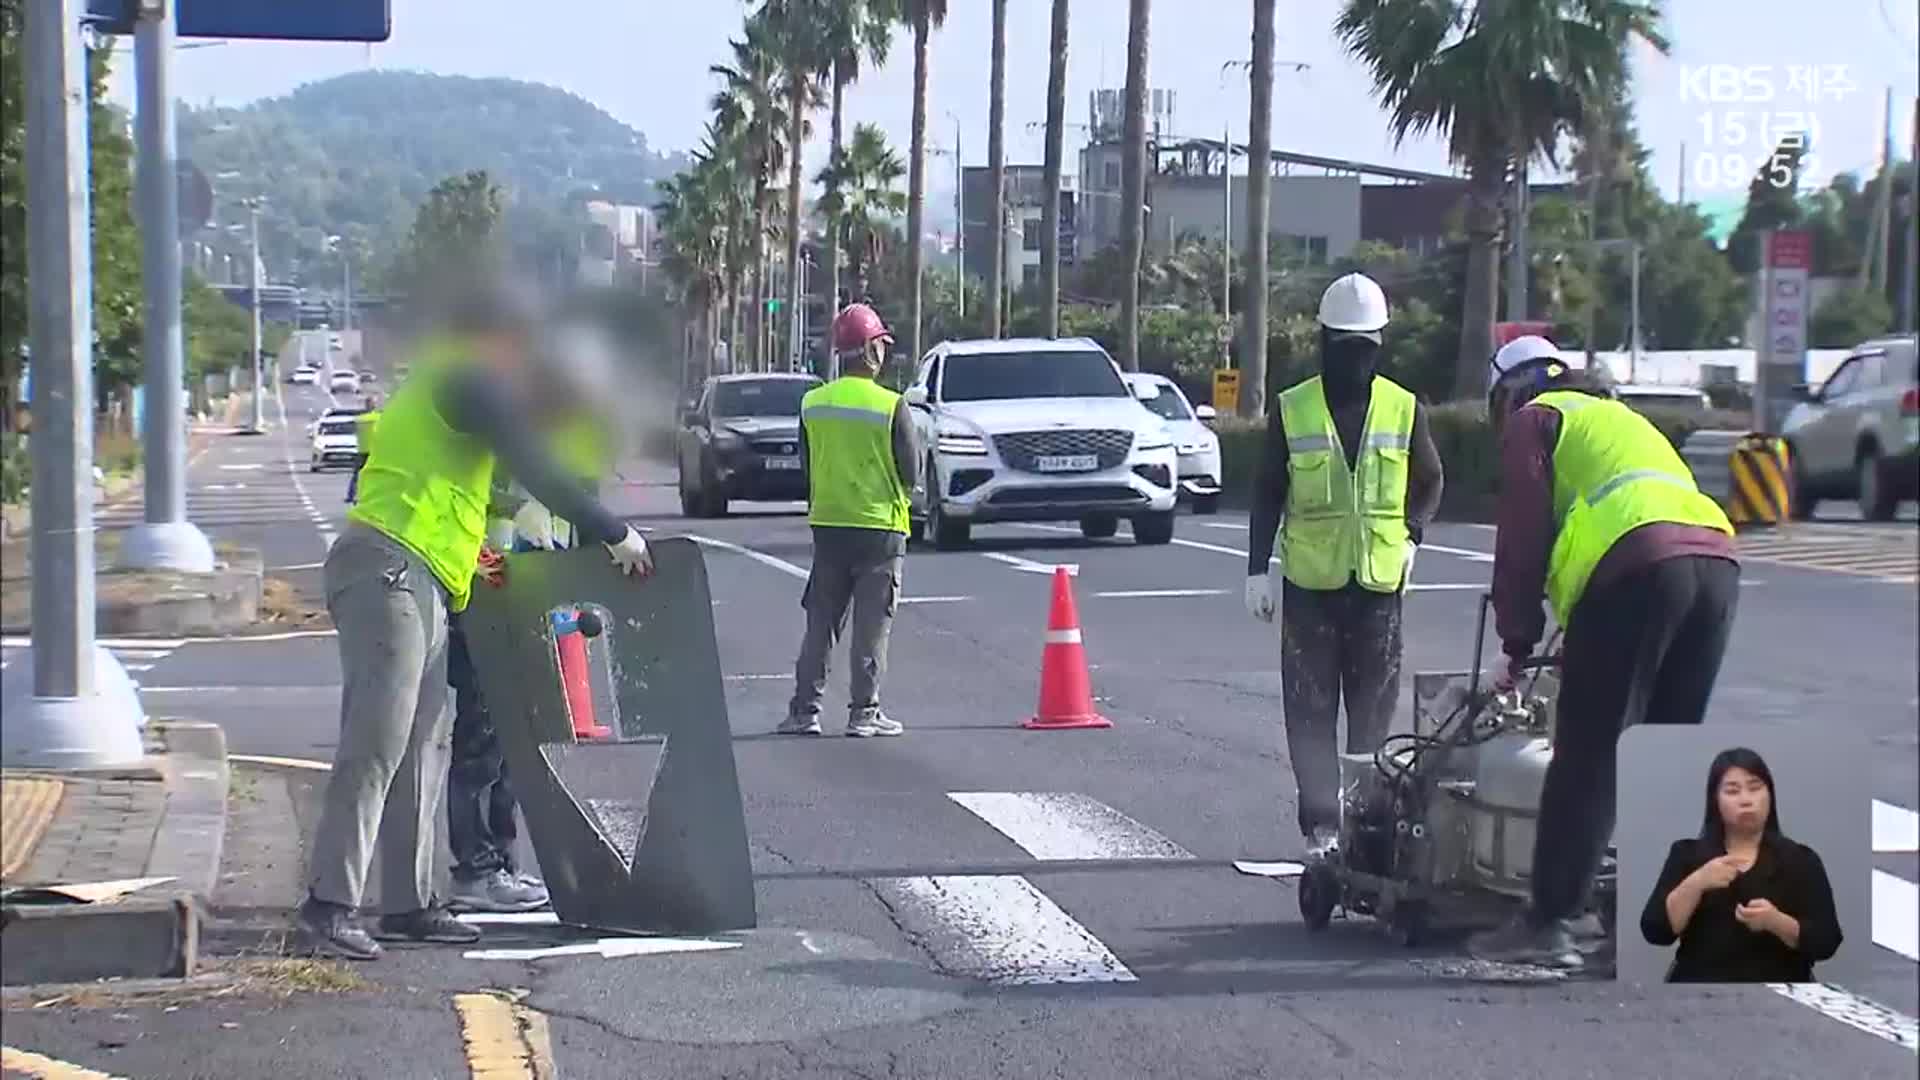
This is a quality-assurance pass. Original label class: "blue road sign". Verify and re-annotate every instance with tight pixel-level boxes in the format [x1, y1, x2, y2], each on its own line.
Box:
[85, 1, 391, 43]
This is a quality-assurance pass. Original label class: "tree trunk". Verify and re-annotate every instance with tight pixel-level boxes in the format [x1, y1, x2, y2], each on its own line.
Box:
[1040, 0, 1070, 338]
[750, 140, 770, 372]
[785, 77, 807, 374]
[986, 0, 1008, 339]
[1455, 153, 1505, 400]
[824, 64, 848, 373]
[1118, 0, 1151, 372]
[1241, 0, 1274, 418]
[724, 197, 744, 369]
[906, 14, 931, 366]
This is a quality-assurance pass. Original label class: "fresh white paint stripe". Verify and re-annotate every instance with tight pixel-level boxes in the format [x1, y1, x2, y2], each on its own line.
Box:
[1199, 522, 1245, 531]
[1769, 983, 1919, 1051]
[230, 753, 332, 771]
[898, 595, 970, 604]
[1406, 583, 1488, 592]
[724, 673, 789, 681]
[982, 551, 1078, 575]
[458, 912, 562, 925]
[1232, 860, 1305, 878]
[464, 937, 741, 962]
[1420, 543, 1496, 563]
[685, 534, 809, 580]
[270, 562, 327, 572]
[1043, 628, 1083, 645]
[1873, 799, 1919, 853]
[1872, 868, 1919, 961]
[111, 648, 174, 660]
[875, 875, 1136, 985]
[121, 663, 155, 673]
[1, 636, 184, 649]
[948, 792, 1193, 861]
[1094, 588, 1229, 598]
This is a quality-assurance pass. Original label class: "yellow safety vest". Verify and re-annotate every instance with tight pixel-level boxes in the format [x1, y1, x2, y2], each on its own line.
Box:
[1277, 375, 1416, 593]
[354, 409, 382, 456]
[346, 340, 495, 612]
[801, 377, 911, 534]
[1534, 390, 1734, 626]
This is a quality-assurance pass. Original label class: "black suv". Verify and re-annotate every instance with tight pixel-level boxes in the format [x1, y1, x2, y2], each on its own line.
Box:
[676, 373, 822, 516]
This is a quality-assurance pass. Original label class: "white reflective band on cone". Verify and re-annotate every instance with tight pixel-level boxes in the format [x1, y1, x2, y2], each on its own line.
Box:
[1044, 629, 1083, 645]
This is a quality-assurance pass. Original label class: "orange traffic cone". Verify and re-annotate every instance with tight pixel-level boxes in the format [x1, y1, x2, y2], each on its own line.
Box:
[1024, 566, 1111, 731]
[553, 608, 613, 740]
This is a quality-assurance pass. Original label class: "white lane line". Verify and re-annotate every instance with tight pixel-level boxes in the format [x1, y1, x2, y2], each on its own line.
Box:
[1094, 588, 1228, 598]
[458, 912, 561, 925]
[684, 534, 809, 580]
[1420, 543, 1496, 563]
[1, 636, 185, 649]
[1198, 522, 1245, 531]
[275, 384, 339, 549]
[1770, 983, 1919, 1051]
[464, 938, 741, 962]
[725, 673, 788, 681]
[1232, 860, 1306, 878]
[948, 792, 1193, 861]
[271, 561, 327, 572]
[219, 463, 264, 471]
[1873, 868, 1919, 961]
[230, 753, 332, 771]
[981, 552, 1078, 576]
[1406, 583, 1488, 592]
[1873, 799, 1919, 853]
[874, 875, 1136, 985]
[899, 595, 970, 604]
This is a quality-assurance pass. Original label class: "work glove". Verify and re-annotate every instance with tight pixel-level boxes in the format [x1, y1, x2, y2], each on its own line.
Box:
[1492, 654, 1527, 693]
[604, 526, 654, 578]
[1402, 540, 1418, 592]
[1244, 573, 1275, 623]
[514, 500, 557, 550]
[475, 546, 507, 589]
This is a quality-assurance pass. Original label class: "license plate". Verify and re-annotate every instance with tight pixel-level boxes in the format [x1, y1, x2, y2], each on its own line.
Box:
[1036, 454, 1099, 472]
[764, 456, 801, 470]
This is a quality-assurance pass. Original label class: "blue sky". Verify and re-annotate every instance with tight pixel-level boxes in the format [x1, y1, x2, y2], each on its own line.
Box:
[111, 0, 1919, 203]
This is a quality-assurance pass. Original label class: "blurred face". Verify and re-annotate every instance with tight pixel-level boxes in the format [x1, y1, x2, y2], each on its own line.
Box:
[1716, 766, 1772, 834]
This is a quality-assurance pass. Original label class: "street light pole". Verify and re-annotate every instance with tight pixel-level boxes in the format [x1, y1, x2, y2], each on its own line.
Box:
[951, 112, 964, 322]
[5, 0, 144, 768]
[122, 0, 215, 573]
[246, 199, 264, 433]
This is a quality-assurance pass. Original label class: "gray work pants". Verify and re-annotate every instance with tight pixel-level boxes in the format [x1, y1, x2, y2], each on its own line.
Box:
[787, 526, 904, 723]
[307, 523, 454, 914]
[1279, 580, 1404, 838]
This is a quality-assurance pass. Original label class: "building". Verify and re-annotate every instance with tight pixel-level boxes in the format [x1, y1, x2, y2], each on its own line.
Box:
[1360, 180, 1576, 255]
[577, 200, 657, 288]
[960, 165, 1079, 291]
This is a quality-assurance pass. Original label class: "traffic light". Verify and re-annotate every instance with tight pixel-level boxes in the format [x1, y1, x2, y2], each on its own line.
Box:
[766, 298, 783, 313]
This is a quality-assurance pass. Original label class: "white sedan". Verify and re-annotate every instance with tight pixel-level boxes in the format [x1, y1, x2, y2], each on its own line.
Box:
[328, 370, 360, 395]
[289, 366, 319, 386]
[1124, 372, 1223, 513]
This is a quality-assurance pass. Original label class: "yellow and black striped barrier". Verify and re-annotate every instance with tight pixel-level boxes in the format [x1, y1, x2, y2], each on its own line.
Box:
[1728, 435, 1793, 529]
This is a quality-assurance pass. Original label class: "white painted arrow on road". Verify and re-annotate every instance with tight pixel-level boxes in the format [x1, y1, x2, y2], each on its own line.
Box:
[464, 937, 742, 962]
[982, 552, 1078, 576]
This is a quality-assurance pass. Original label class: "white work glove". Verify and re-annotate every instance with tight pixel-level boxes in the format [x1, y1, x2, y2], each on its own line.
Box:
[514, 500, 557, 550]
[1244, 573, 1275, 622]
[1401, 540, 1418, 592]
[603, 526, 654, 577]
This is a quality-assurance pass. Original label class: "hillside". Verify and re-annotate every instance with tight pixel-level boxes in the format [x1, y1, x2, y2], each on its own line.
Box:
[178, 70, 686, 289]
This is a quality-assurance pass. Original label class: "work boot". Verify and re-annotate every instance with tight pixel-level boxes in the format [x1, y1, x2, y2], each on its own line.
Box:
[1467, 912, 1583, 969]
[373, 902, 483, 944]
[776, 713, 824, 736]
[449, 869, 550, 913]
[845, 712, 904, 738]
[1565, 911, 1610, 954]
[297, 897, 382, 961]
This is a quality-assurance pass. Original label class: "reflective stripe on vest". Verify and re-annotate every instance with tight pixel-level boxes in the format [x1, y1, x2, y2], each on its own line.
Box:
[1276, 375, 1416, 593]
[354, 410, 382, 456]
[346, 341, 495, 612]
[1534, 390, 1734, 625]
[801, 377, 910, 534]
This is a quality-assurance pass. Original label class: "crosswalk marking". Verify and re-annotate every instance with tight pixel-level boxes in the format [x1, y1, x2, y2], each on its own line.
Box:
[875, 875, 1136, 985]
[949, 792, 1193, 862]
[0, 641, 180, 685]
[1875, 800, 1919, 853]
[1873, 869, 1919, 962]
[1734, 526, 1918, 583]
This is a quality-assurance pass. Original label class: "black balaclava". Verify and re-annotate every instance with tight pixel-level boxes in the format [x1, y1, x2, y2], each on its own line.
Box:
[1318, 326, 1380, 406]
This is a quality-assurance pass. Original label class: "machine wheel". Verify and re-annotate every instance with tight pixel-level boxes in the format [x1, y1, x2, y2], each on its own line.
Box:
[1787, 444, 1817, 520]
[1297, 862, 1339, 931]
[1132, 510, 1176, 546]
[1193, 493, 1220, 515]
[929, 498, 971, 550]
[1079, 514, 1119, 540]
[908, 517, 925, 543]
[1389, 900, 1429, 948]
[1859, 447, 1898, 521]
[678, 472, 699, 517]
[308, 458, 321, 473]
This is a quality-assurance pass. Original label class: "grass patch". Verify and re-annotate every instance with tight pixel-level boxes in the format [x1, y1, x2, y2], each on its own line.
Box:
[4, 956, 367, 1013]
[260, 577, 330, 628]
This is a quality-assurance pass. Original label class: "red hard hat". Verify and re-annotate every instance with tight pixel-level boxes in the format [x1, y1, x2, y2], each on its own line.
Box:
[831, 303, 893, 354]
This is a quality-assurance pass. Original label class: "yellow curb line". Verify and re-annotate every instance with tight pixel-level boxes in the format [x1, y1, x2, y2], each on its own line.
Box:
[452, 992, 557, 1080]
[0, 777, 66, 880]
[1, 1046, 130, 1080]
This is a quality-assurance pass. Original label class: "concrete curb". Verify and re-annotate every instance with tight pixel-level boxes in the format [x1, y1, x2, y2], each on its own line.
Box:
[147, 721, 231, 903]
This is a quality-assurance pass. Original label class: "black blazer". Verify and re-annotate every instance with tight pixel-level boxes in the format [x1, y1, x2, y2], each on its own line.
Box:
[1639, 836, 1842, 983]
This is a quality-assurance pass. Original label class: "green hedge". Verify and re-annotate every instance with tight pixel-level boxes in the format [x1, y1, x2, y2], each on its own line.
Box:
[1212, 403, 1750, 522]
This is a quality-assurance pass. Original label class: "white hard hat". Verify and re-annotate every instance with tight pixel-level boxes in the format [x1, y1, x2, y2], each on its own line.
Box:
[1488, 334, 1579, 390]
[1317, 273, 1390, 339]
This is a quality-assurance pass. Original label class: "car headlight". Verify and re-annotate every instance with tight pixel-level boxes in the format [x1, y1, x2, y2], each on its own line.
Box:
[1136, 437, 1173, 452]
[1177, 436, 1218, 455]
[712, 428, 746, 450]
[936, 429, 987, 456]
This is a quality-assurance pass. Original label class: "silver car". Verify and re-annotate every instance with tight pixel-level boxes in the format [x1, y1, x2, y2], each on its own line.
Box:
[1782, 334, 1918, 520]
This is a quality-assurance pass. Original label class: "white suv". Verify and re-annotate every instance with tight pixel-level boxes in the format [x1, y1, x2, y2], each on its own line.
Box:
[1782, 334, 1918, 520]
[904, 338, 1179, 549]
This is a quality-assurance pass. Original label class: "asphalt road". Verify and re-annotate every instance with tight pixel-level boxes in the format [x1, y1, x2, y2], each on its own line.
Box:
[6, 359, 1915, 1079]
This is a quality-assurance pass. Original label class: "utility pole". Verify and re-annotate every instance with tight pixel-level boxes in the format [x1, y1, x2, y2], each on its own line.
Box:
[1506, 158, 1530, 321]
[1903, 98, 1919, 334]
[123, 0, 215, 573]
[952, 113, 965, 323]
[6, 0, 145, 768]
[1222, 123, 1231, 366]
[246, 199, 264, 433]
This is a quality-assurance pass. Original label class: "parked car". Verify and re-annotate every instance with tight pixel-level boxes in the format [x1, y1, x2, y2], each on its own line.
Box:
[676, 373, 822, 517]
[309, 414, 362, 472]
[905, 337, 1179, 549]
[1124, 372, 1222, 514]
[328, 370, 360, 394]
[1612, 383, 1712, 415]
[1781, 334, 1919, 520]
[289, 366, 319, 386]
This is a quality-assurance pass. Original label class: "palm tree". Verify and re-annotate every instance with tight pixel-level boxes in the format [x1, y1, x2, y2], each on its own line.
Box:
[1039, 0, 1070, 337]
[1335, 0, 1667, 399]
[758, 2, 832, 372]
[1243, 0, 1274, 417]
[985, 0, 1008, 338]
[656, 155, 733, 379]
[711, 17, 789, 371]
[900, 0, 949, 366]
[817, 123, 908, 307]
[1117, 0, 1152, 371]
[819, 1, 898, 368]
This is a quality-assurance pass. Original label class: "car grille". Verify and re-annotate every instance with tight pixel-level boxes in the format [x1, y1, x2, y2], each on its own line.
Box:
[986, 485, 1142, 505]
[750, 438, 800, 455]
[992, 429, 1133, 473]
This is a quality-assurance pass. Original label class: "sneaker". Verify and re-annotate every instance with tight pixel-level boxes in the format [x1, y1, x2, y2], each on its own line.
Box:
[1565, 911, 1610, 954]
[373, 902, 483, 944]
[449, 869, 550, 913]
[776, 714, 823, 736]
[1467, 912, 1583, 969]
[845, 713, 904, 738]
[1305, 825, 1341, 858]
[297, 897, 382, 961]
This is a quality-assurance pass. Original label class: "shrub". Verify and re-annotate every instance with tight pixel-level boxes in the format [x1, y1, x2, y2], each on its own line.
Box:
[1, 433, 26, 504]
[95, 430, 142, 478]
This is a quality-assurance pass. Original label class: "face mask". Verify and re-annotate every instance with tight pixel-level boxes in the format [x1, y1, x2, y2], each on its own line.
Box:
[1320, 336, 1379, 400]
